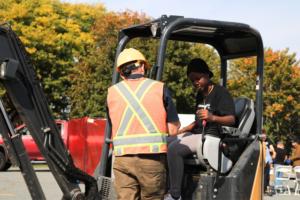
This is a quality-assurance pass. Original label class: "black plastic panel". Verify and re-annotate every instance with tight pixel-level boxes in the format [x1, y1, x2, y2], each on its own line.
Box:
[181, 140, 261, 200]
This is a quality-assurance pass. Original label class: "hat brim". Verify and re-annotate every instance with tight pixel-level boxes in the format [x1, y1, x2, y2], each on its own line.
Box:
[144, 60, 151, 70]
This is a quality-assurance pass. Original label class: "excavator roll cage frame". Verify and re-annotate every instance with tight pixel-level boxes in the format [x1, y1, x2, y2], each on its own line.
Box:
[97, 15, 265, 200]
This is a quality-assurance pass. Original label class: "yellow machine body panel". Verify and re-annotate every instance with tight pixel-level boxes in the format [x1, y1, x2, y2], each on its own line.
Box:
[250, 141, 265, 200]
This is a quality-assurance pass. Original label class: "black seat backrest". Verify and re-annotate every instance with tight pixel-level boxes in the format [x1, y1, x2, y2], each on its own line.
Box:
[233, 98, 255, 138]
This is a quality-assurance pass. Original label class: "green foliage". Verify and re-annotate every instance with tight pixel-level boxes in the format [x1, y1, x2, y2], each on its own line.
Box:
[68, 10, 220, 118]
[0, 0, 106, 118]
[68, 11, 148, 118]
[228, 48, 300, 143]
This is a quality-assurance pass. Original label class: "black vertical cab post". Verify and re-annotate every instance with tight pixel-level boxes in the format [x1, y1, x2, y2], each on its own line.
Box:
[220, 59, 227, 88]
[99, 15, 264, 177]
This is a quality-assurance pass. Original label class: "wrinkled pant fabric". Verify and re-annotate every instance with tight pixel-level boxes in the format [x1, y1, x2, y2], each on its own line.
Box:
[264, 162, 270, 192]
[274, 164, 283, 186]
[166, 132, 202, 199]
[113, 154, 166, 200]
[294, 170, 300, 191]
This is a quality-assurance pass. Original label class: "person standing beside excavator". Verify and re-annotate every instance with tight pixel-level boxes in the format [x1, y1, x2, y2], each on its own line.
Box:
[106, 48, 181, 200]
[289, 137, 300, 192]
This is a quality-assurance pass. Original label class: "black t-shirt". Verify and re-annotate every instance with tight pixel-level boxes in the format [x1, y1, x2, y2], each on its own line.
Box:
[274, 148, 288, 165]
[265, 138, 274, 149]
[193, 83, 235, 136]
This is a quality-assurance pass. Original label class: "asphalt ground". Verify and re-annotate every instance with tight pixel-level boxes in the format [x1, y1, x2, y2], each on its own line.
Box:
[0, 167, 85, 200]
[0, 167, 299, 200]
[264, 178, 300, 200]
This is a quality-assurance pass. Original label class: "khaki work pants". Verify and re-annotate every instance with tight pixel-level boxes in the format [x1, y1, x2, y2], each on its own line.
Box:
[113, 154, 166, 200]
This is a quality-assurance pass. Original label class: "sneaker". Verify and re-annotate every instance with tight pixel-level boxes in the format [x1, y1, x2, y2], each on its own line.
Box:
[164, 191, 171, 199]
[164, 191, 182, 200]
[267, 186, 273, 196]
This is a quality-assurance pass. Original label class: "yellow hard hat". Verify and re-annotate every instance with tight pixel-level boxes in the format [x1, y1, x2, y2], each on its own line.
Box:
[116, 48, 151, 73]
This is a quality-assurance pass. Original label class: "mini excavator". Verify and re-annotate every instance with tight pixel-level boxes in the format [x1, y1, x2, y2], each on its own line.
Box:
[0, 15, 265, 200]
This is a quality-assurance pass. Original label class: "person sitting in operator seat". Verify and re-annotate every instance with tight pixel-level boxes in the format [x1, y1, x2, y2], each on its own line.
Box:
[164, 58, 235, 200]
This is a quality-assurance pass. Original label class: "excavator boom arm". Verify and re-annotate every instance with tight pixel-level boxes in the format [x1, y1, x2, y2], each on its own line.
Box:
[0, 23, 97, 200]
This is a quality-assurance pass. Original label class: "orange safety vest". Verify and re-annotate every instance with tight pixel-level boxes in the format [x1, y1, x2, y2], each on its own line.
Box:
[107, 77, 167, 156]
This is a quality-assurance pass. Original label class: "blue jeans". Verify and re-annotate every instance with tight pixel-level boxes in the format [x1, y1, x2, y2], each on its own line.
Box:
[274, 164, 283, 186]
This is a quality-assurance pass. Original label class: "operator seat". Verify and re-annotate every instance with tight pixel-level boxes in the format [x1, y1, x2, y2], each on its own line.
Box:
[183, 97, 255, 174]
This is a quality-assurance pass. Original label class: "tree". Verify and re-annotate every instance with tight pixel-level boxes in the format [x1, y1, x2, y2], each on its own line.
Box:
[0, 0, 106, 118]
[68, 10, 221, 118]
[227, 48, 300, 143]
[68, 11, 151, 118]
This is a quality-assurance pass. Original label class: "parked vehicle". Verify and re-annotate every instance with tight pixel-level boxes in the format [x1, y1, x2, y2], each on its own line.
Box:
[0, 121, 67, 171]
[0, 117, 106, 174]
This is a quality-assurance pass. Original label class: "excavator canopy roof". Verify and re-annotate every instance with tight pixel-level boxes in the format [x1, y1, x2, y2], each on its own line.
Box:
[119, 15, 262, 60]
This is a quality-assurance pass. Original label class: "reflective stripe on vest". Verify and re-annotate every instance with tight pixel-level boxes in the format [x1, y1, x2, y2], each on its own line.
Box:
[112, 79, 167, 154]
[113, 133, 167, 146]
[115, 143, 165, 155]
[116, 79, 158, 136]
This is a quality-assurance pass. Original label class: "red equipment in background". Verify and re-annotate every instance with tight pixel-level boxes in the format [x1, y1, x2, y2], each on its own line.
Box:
[0, 117, 106, 173]
[68, 117, 106, 176]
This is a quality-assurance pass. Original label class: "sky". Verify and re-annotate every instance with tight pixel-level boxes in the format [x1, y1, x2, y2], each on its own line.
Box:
[66, 0, 300, 61]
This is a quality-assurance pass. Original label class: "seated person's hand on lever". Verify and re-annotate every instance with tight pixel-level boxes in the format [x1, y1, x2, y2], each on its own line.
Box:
[197, 109, 214, 122]
[197, 110, 235, 126]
